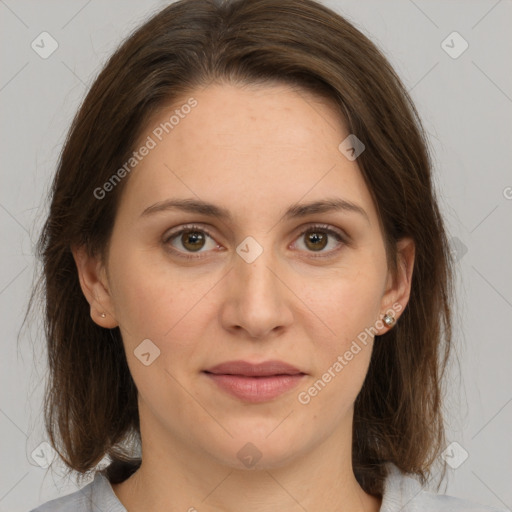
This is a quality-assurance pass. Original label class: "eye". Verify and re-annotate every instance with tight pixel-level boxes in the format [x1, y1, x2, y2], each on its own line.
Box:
[163, 223, 347, 260]
[292, 224, 346, 257]
[164, 224, 220, 259]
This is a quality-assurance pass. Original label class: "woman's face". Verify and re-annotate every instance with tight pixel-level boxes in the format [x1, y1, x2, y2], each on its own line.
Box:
[76, 82, 413, 470]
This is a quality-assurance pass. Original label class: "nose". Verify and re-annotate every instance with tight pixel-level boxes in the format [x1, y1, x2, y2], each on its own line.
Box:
[219, 241, 294, 340]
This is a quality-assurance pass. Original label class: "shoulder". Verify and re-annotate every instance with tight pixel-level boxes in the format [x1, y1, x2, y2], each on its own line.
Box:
[29, 473, 126, 512]
[381, 463, 506, 512]
[411, 493, 506, 512]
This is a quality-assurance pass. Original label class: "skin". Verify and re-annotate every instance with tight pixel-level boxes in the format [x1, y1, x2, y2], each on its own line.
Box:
[73, 82, 415, 512]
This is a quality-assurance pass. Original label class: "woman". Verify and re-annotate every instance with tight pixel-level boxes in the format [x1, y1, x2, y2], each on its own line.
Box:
[29, 0, 505, 510]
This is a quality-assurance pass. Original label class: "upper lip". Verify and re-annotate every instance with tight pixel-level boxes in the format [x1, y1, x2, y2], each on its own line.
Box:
[204, 360, 304, 377]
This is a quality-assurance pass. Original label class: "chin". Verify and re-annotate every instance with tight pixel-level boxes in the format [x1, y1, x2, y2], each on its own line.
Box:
[201, 428, 312, 472]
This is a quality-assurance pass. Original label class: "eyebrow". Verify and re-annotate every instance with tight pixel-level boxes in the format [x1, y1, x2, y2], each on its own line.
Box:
[140, 197, 369, 223]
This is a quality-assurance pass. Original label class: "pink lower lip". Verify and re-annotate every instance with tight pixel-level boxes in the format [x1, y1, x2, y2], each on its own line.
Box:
[204, 373, 305, 403]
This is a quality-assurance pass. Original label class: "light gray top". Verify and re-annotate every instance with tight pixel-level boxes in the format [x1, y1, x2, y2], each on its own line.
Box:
[29, 463, 506, 512]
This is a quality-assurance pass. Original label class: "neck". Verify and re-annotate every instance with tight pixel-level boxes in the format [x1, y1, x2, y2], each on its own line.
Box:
[112, 409, 381, 512]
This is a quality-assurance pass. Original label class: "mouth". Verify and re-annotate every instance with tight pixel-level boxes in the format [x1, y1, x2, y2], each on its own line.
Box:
[203, 360, 306, 403]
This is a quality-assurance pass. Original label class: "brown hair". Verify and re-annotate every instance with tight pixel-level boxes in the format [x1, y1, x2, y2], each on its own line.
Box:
[31, 0, 453, 496]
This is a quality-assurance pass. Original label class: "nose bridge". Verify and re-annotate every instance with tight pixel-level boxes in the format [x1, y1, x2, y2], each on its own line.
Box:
[235, 234, 280, 302]
[222, 233, 292, 338]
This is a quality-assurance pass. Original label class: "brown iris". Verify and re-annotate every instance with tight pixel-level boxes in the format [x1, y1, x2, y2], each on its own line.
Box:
[181, 230, 206, 252]
[304, 230, 328, 251]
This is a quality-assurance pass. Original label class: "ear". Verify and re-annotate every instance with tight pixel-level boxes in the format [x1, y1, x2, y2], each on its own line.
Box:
[71, 245, 118, 329]
[377, 237, 415, 334]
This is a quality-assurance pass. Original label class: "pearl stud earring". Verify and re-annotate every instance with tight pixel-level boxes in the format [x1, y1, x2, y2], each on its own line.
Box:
[383, 313, 396, 328]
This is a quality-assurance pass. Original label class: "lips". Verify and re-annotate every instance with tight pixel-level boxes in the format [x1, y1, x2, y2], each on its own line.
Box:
[203, 360, 306, 403]
[204, 360, 304, 377]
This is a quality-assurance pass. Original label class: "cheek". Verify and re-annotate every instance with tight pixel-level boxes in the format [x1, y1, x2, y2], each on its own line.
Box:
[109, 259, 173, 342]
[300, 265, 385, 347]
[108, 248, 219, 360]
[108, 252, 213, 407]
[334, 274, 384, 340]
[295, 263, 385, 407]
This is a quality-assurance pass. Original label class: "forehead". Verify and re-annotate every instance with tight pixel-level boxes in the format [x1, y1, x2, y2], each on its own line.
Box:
[116, 82, 378, 226]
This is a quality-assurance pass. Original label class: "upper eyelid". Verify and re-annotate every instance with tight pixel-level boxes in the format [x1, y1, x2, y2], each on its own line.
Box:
[164, 222, 347, 248]
[164, 223, 213, 240]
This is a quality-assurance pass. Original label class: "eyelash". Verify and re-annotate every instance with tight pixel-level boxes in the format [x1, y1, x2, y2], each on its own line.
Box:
[163, 223, 348, 261]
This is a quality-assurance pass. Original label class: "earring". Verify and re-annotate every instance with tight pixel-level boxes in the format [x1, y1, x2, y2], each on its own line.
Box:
[100, 312, 107, 318]
[383, 313, 396, 328]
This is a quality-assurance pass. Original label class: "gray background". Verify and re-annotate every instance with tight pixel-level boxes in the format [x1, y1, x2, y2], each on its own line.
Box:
[1, 0, 511, 510]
